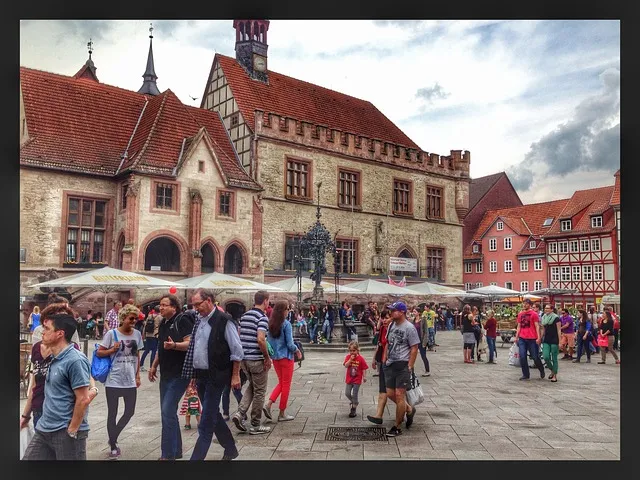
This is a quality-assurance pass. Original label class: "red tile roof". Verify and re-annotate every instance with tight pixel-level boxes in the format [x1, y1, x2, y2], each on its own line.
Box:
[464, 199, 570, 257]
[610, 170, 620, 207]
[544, 186, 615, 237]
[20, 66, 258, 189]
[216, 54, 420, 149]
[516, 237, 547, 256]
[468, 172, 505, 210]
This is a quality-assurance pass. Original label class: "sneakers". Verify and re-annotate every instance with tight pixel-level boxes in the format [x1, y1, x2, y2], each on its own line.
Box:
[421, 372, 431, 377]
[386, 426, 402, 437]
[519, 376, 530, 381]
[597, 361, 606, 364]
[232, 412, 247, 432]
[140, 366, 147, 372]
[184, 424, 191, 430]
[348, 406, 357, 418]
[586, 359, 591, 363]
[572, 359, 580, 363]
[367, 415, 383, 425]
[222, 414, 230, 421]
[249, 425, 271, 435]
[278, 414, 295, 422]
[405, 406, 416, 428]
[108, 446, 121, 459]
[263, 406, 273, 421]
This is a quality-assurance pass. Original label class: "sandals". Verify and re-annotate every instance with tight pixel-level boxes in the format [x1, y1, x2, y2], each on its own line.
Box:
[550, 375, 557, 383]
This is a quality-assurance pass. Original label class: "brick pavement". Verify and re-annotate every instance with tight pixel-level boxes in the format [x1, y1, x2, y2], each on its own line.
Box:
[20, 331, 620, 460]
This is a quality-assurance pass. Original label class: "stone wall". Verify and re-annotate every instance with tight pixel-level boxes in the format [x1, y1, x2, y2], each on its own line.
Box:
[257, 139, 464, 285]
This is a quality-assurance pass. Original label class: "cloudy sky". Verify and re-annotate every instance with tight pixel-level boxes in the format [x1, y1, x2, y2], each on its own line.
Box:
[20, 20, 620, 204]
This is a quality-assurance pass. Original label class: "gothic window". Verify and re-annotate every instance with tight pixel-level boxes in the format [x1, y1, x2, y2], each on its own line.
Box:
[426, 186, 443, 219]
[224, 244, 244, 274]
[144, 237, 181, 272]
[338, 169, 360, 208]
[65, 197, 107, 264]
[201, 243, 216, 273]
[393, 180, 412, 215]
[335, 239, 358, 274]
[426, 248, 444, 280]
[286, 158, 311, 200]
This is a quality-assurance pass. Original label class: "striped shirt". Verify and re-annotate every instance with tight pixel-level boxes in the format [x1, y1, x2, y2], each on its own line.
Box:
[239, 307, 268, 361]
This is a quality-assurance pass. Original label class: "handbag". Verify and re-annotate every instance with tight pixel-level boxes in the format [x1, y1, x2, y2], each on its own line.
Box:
[20, 423, 35, 459]
[597, 334, 609, 348]
[91, 330, 118, 383]
[406, 370, 425, 406]
[508, 342, 520, 366]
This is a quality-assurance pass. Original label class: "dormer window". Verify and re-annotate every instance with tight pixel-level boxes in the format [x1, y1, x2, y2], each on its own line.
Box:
[529, 240, 536, 249]
[591, 216, 603, 228]
[543, 217, 553, 227]
[560, 219, 572, 231]
[496, 221, 504, 231]
[472, 244, 479, 253]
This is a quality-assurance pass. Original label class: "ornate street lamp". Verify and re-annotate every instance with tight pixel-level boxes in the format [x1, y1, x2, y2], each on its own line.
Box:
[297, 182, 336, 305]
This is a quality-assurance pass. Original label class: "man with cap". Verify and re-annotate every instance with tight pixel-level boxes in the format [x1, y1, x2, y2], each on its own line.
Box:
[23, 313, 94, 460]
[514, 298, 545, 380]
[382, 301, 420, 437]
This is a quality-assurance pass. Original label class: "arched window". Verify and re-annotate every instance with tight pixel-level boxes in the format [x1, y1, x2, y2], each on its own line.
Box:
[145, 237, 181, 272]
[224, 244, 244, 274]
[201, 243, 215, 274]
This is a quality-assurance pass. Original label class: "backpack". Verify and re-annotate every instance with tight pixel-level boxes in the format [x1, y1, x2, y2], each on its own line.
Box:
[144, 316, 156, 334]
[91, 330, 119, 383]
[169, 310, 197, 339]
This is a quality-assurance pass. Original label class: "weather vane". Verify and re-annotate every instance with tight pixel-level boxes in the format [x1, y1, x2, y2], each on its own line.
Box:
[87, 38, 93, 59]
[149, 22, 154, 39]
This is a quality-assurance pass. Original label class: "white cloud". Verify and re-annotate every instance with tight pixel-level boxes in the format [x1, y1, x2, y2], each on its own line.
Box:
[19, 20, 620, 201]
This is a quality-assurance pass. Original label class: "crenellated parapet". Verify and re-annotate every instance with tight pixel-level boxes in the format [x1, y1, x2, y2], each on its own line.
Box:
[255, 110, 470, 179]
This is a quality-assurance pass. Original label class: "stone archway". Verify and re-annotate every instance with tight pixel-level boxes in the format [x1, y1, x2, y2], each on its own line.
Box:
[225, 301, 246, 321]
[144, 237, 181, 272]
[201, 243, 216, 274]
[224, 244, 244, 274]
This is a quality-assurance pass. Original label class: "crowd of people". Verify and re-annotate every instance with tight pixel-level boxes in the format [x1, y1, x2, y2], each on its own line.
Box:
[19, 289, 621, 460]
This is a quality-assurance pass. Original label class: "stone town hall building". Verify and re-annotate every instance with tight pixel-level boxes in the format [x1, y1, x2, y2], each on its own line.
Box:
[19, 20, 471, 312]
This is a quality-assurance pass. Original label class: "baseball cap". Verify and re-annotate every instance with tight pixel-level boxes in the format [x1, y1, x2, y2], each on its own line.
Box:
[388, 301, 407, 312]
[523, 298, 533, 305]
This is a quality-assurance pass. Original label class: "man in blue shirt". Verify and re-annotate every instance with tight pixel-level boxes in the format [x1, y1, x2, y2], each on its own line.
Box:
[182, 289, 244, 461]
[23, 313, 94, 460]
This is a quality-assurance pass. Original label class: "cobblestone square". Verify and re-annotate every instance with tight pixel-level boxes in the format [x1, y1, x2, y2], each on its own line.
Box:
[21, 330, 619, 461]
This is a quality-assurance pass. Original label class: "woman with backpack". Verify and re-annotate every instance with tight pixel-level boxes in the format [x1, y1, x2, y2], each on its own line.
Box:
[139, 306, 161, 372]
[264, 300, 302, 422]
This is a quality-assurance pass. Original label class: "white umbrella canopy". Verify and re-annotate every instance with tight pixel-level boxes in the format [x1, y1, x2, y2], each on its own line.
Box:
[467, 285, 521, 297]
[177, 272, 283, 292]
[405, 281, 468, 296]
[268, 277, 361, 294]
[30, 266, 186, 317]
[345, 279, 417, 296]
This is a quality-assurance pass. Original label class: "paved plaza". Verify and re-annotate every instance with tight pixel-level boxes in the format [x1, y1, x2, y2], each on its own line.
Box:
[20, 331, 620, 460]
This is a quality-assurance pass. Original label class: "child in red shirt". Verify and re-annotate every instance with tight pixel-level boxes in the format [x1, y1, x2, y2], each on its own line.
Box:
[344, 341, 369, 418]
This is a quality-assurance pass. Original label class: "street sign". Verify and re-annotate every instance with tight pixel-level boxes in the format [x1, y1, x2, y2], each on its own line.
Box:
[389, 257, 417, 272]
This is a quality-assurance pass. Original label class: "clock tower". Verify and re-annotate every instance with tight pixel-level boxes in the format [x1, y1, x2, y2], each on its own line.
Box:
[233, 20, 269, 83]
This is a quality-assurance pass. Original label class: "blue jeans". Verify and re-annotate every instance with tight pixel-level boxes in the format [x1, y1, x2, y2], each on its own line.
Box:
[417, 343, 430, 373]
[309, 324, 319, 343]
[222, 383, 243, 416]
[486, 336, 496, 362]
[518, 338, 545, 378]
[140, 337, 158, 367]
[446, 318, 453, 331]
[576, 333, 592, 361]
[159, 376, 190, 459]
[190, 376, 237, 460]
[428, 327, 436, 347]
[33, 410, 42, 429]
[322, 322, 333, 342]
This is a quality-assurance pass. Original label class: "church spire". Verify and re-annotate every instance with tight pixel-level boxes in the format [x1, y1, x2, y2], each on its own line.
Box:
[73, 37, 99, 82]
[138, 23, 160, 96]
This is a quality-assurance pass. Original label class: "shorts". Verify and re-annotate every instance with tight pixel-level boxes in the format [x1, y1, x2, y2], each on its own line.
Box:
[383, 361, 410, 390]
[560, 333, 575, 349]
[378, 363, 387, 394]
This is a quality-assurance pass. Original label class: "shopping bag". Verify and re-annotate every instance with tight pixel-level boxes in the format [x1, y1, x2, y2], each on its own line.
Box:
[597, 334, 609, 348]
[91, 330, 118, 383]
[406, 370, 425, 406]
[20, 423, 35, 459]
[508, 342, 520, 366]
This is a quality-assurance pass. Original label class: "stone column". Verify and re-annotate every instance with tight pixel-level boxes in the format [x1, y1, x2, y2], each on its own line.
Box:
[188, 189, 203, 276]
[122, 179, 140, 271]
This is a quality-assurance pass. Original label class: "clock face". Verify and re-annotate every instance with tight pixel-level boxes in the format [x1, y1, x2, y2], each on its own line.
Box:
[253, 55, 266, 72]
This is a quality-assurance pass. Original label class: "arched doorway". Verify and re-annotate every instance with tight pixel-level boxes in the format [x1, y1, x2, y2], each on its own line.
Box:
[225, 301, 246, 321]
[116, 234, 125, 270]
[393, 248, 417, 278]
[144, 237, 181, 272]
[224, 244, 244, 274]
[201, 243, 215, 273]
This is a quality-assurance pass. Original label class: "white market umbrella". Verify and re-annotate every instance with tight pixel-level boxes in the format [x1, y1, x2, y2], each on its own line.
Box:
[268, 277, 361, 294]
[467, 285, 521, 308]
[30, 266, 185, 315]
[346, 279, 417, 296]
[406, 281, 468, 297]
[177, 272, 283, 292]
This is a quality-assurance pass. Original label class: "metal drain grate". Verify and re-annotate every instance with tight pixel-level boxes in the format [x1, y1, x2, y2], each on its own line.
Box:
[325, 426, 387, 442]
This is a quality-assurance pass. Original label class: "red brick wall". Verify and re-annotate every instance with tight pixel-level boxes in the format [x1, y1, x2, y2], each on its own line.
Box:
[463, 175, 522, 248]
